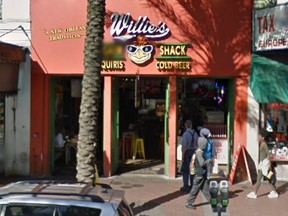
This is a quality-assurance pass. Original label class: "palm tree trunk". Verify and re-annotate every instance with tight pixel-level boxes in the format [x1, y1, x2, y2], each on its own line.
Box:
[77, 0, 106, 183]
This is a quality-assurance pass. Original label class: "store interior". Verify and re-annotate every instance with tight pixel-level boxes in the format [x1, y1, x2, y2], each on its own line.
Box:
[51, 76, 230, 175]
[52, 76, 104, 175]
[263, 103, 288, 154]
[117, 77, 229, 174]
[119, 77, 166, 159]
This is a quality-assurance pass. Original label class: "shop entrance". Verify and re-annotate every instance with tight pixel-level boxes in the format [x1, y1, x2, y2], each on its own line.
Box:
[117, 77, 167, 174]
[177, 78, 232, 175]
[49, 76, 81, 174]
[49, 76, 103, 175]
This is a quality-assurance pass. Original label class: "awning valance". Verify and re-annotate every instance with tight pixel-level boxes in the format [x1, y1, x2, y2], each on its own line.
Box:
[250, 54, 288, 103]
[0, 42, 26, 96]
[0, 42, 25, 63]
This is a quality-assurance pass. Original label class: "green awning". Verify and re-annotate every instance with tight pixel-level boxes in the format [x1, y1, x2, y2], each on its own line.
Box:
[250, 54, 288, 103]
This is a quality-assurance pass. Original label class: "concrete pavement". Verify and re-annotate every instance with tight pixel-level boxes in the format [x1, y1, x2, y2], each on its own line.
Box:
[100, 174, 288, 216]
[1, 174, 288, 215]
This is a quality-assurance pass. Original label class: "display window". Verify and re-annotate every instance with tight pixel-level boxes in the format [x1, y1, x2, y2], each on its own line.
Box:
[263, 103, 288, 160]
[178, 78, 228, 138]
[177, 78, 230, 166]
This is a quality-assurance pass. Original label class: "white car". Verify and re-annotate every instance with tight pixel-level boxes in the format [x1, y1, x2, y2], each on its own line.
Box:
[0, 180, 134, 216]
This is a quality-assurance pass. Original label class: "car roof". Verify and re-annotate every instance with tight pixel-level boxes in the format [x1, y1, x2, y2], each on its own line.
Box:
[0, 180, 125, 205]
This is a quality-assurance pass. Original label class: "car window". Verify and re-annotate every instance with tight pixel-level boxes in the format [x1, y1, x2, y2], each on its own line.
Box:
[4, 205, 56, 216]
[59, 206, 101, 216]
[117, 201, 133, 216]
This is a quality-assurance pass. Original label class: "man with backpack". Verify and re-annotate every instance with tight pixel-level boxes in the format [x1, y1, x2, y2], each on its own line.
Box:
[180, 120, 199, 192]
[186, 137, 212, 209]
[200, 128, 215, 179]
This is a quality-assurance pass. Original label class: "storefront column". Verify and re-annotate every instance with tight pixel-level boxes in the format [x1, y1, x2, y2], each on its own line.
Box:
[30, 70, 50, 176]
[168, 76, 177, 178]
[233, 76, 248, 154]
[103, 76, 112, 177]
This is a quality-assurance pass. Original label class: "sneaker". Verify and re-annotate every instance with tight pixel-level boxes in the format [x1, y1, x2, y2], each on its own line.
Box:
[268, 191, 279, 199]
[247, 191, 257, 199]
[185, 202, 196, 209]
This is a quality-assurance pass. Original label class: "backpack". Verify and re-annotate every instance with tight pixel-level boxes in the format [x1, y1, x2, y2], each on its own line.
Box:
[187, 130, 195, 150]
[204, 138, 214, 160]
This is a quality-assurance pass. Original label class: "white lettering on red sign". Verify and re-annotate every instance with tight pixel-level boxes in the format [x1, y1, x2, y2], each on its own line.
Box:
[110, 13, 170, 41]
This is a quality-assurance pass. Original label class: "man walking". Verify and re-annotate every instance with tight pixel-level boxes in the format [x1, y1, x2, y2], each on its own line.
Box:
[180, 120, 198, 192]
[186, 137, 211, 209]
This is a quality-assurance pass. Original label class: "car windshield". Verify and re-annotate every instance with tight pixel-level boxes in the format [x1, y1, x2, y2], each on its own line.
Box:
[5, 205, 55, 216]
[4, 205, 102, 216]
[59, 206, 101, 216]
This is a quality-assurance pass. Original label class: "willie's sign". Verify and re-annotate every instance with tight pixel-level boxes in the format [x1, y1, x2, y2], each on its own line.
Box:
[110, 13, 170, 42]
[102, 13, 192, 72]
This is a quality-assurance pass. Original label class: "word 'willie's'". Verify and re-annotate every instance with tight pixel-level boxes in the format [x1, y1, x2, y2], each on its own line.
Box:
[110, 13, 170, 41]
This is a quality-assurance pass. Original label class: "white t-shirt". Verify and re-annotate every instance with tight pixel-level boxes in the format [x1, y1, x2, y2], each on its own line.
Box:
[55, 133, 65, 148]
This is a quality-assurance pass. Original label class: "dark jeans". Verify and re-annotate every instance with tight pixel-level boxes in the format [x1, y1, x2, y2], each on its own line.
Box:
[182, 172, 194, 188]
[182, 149, 195, 188]
[187, 174, 211, 204]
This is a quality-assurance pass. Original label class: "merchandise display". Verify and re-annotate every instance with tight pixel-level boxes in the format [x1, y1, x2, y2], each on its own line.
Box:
[264, 103, 288, 180]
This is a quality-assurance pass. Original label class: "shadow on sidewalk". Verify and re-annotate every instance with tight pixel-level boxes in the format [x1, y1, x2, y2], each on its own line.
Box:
[131, 190, 186, 214]
[276, 182, 288, 195]
[228, 189, 244, 199]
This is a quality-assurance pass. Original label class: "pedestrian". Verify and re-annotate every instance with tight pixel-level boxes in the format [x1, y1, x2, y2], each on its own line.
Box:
[55, 127, 67, 149]
[200, 128, 215, 179]
[246, 128, 278, 199]
[180, 120, 198, 192]
[185, 137, 211, 209]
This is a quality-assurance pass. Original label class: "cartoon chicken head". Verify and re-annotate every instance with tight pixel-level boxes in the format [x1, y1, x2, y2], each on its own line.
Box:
[126, 35, 154, 65]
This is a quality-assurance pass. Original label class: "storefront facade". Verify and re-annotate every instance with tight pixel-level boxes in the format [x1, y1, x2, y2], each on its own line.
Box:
[31, 0, 252, 177]
[0, 0, 31, 177]
[251, 2, 288, 180]
[0, 42, 29, 177]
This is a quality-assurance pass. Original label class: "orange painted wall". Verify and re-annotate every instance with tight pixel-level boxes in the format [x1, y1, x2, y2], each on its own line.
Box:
[103, 76, 112, 177]
[31, 0, 251, 77]
[31, 0, 87, 74]
[168, 76, 177, 177]
[30, 62, 50, 176]
[233, 77, 249, 152]
[102, 0, 252, 77]
[30, 0, 88, 175]
[30, 0, 252, 176]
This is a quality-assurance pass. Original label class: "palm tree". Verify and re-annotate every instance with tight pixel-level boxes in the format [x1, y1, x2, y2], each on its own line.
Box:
[76, 0, 106, 183]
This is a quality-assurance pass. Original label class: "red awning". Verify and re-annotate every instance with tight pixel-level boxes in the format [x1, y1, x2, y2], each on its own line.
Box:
[0, 42, 25, 63]
[0, 42, 26, 95]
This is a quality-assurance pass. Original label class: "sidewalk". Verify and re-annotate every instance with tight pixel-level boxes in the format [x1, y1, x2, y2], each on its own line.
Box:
[100, 174, 288, 216]
[1, 174, 287, 216]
